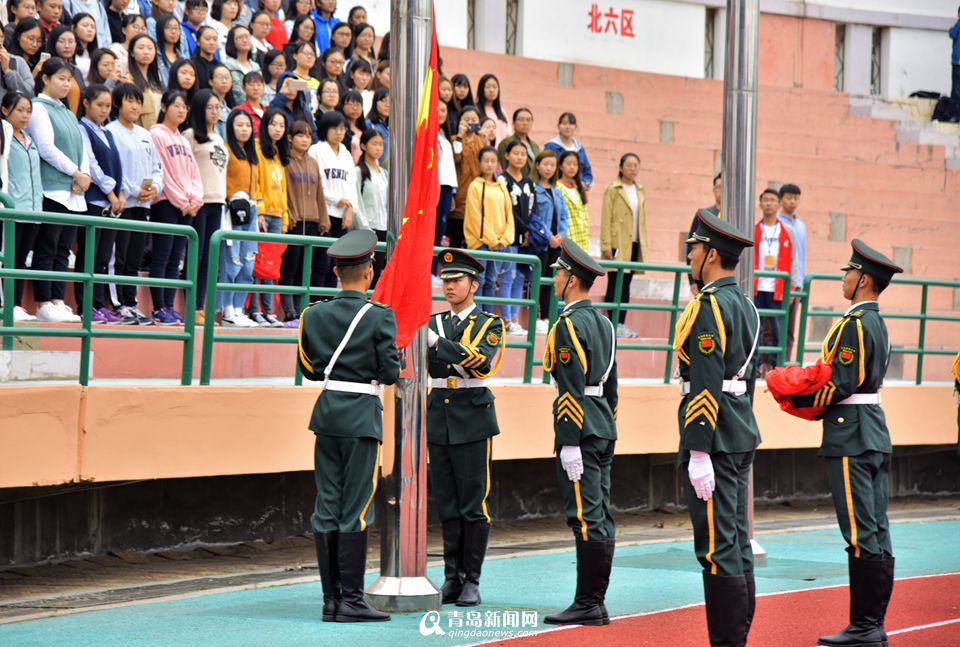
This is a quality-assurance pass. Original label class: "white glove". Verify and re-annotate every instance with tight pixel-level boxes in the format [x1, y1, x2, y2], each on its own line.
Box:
[559, 445, 583, 482]
[688, 450, 715, 501]
[427, 328, 439, 348]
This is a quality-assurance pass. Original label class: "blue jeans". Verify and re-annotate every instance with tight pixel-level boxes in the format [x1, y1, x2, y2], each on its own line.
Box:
[217, 205, 259, 311]
[495, 245, 519, 320]
[476, 245, 499, 298]
[251, 214, 282, 314]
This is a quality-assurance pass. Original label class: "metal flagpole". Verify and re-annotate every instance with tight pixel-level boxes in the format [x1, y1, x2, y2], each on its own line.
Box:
[364, 0, 441, 611]
[721, 0, 765, 558]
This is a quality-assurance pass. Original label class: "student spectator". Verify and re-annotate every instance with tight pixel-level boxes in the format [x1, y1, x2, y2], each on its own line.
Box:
[438, 75, 454, 105]
[310, 0, 339, 54]
[777, 182, 806, 362]
[87, 47, 121, 87]
[110, 14, 148, 78]
[269, 70, 316, 142]
[686, 172, 722, 296]
[754, 187, 798, 376]
[248, 10, 273, 56]
[448, 105, 482, 248]
[181, 0, 207, 56]
[219, 108, 261, 328]
[281, 118, 329, 320]
[496, 107, 538, 179]
[259, 48, 285, 104]
[192, 25, 222, 90]
[223, 24, 257, 104]
[2, 20, 41, 97]
[208, 0, 240, 50]
[260, 0, 288, 51]
[365, 86, 387, 163]
[2, 91, 43, 322]
[167, 58, 198, 104]
[155, 15, 187, 85]
[450, 72, 473, 110]
[328, 20, 350, 52]
[951, 8, 960, 100]
[4, 0, 38, 51]
[309, 110, 356, 288]
[74, 84, 126, 324]
[106, 82, 163, 326]
[183, 89, 229, 324]
[45, 26, 85, 113]
[464, 146, 514, 297]
[433, 99, 457, 279]
[347, 5, 365, 27]
[478, 117, 496, 149]
[127, 33, 163, 127]
[70, 13, 99, 80]
[338, 87, 364, 163]
[26, 57, 92, 324]
[316, 76, 339, 117]
[531, 149, 567, 332]
[285, 14, 317, 58]
[544, 112, 593, 190]
[283, 0, 312, 37]
[37, 0, 64, 47]
[345, 21, 375, 71]
[104, 0, 126, 43]
[149, 89, 203, 326]
[65, 0, 111, 47]
[497, 139, 535, 335]
[376, 29, 389, 60]
[236, 70, 264, 130]
[600, 153, 647, 337]
[556, 149, 589, 251]
[287, 39, 320, 113]
[372, 60, 388, 91]
[475, 73, 509, 145]
[249, 106, 288, 326]
[208, 63, 234, 134]
[346, 56, 372, 112]
[319, 45, 345, 87]
[354, 128, 387, 284]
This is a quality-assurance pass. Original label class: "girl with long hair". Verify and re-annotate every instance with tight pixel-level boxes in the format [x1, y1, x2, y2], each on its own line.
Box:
[248, 10, 273, 56]
[208, 63, 235, 136]
[223, 24, 257, 105]
[259, 48, 286, 105]
[531, 149, 567, 330]
[316, 76, 339, 117]
[475, 73, 510, 145]
[556, 149, 589, 250]
[70, 12, 98, 79]
[365, 86, 388, 164]
[127, 33, 163, 127]
[155, 14, 184, 85]
[3, 18, 42, 95]
[354, 128, 387, 284]
[543, 111, 594, 190]
[86, 47, 121, 87]
[208, 0, 240, 50]
[44, 25, 85, 113]
[167, 58, 198, 105]
[109, 14, 147, 78]
[191, 25, 220, 91]
[338, 88, 364, 164]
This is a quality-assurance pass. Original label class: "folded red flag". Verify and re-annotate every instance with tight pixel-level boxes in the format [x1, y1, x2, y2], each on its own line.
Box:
[765, 361, 833, 421]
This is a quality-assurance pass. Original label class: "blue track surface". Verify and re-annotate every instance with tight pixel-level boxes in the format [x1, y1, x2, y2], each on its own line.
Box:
[2, 520, 957, 647]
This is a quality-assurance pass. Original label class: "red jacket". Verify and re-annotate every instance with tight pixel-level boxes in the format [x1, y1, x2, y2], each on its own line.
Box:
[754, 220, 794, 301]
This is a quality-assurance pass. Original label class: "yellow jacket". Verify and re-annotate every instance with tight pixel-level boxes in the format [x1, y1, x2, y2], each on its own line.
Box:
[464, 177, 514, 250]
[600, 179, 648, 273]
[256, 141, 289, 229]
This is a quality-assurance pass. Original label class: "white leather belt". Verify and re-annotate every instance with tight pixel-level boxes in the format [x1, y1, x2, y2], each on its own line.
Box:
[680, 380, 747, 395]
[323, 380, 382, 396]
[430, 377, 487, 389]
[584, 385, 604, 397]
[836, 393, 880, 405]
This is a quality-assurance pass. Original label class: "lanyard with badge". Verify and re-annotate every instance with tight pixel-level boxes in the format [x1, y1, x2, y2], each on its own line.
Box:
[761, 222, 779, 270]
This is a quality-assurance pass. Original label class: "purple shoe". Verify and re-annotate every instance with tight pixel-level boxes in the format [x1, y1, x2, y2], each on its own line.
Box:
[282, 318, 299, 328]
[98, 307, 123, 324]
[89, 308, 107, 324]
[165, 307, 185, 324]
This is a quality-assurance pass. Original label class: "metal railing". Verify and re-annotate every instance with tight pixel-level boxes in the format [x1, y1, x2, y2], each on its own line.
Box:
[0, 195, 199, 385]
[795, 273, 960, 384]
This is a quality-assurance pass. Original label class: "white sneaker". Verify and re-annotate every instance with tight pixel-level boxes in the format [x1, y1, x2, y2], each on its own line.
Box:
[221, 315, 243, 327]
[13, 306, 37, 322]
[36, 302, 73, 323]
[55, 303, 82, 323]
[535, 319, 549, 335]
[617, 323, 638, 339]
[235, 313, 260, 328]
[506, 321, 526, 335]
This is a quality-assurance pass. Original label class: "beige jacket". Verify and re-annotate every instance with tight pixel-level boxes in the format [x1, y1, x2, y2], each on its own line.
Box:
[600, 179, 649, 273]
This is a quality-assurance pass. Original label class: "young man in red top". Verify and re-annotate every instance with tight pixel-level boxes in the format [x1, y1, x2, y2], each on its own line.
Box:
[37, 0, 63, 46]
[754, 188, 798, 377]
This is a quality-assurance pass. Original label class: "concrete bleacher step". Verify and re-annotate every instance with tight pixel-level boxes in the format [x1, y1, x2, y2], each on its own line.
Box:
[0, 350, 85, 381]
[848, 95, 960, 169]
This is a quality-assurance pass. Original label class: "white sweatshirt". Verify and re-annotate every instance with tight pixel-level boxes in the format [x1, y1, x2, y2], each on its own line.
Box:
[308, 140, 359, 221]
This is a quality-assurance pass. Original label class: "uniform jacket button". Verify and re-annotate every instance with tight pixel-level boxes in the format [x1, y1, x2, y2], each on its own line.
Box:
[838, 417, 845, 423]
[444, 398, 450, 404]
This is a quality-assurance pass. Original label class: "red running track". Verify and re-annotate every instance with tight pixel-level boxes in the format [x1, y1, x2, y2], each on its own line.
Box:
[484, 573, 960, 647]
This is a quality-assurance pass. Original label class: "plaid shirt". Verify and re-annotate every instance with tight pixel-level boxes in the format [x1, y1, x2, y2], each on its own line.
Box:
[558, 183, 590, 251]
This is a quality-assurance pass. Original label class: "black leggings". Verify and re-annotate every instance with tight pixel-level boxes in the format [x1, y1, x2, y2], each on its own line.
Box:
[538, 246, 561, 319]
[193, 203, 222, 308]
[321, 216, 345, 289]
[603, 242, 640, 324]
[113, 207, 150, 308]
[0, 221, 39, 307]
[149, 200, 189, 311]
[279, 220, 326, 316]
[74, 205, 118, 311]
[33, 198, 80, 303]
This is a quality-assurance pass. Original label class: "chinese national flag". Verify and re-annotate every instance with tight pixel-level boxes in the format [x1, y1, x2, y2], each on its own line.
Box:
[371, 14, 440, 349]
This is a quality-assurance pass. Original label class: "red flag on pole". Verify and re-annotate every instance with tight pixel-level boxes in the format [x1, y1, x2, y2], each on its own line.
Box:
[371, 15, 440, 349]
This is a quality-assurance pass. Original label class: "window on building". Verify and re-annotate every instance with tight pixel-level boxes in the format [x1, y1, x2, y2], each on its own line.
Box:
[870, 27, 882, 95]
[506, 0, 518, 55]
[704, 8, 716, 79]
[467, 0, 475, 50]
[834, 24, 845, 92]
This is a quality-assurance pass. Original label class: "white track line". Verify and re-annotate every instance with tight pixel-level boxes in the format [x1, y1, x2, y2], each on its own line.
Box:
[888, 618, 960, 636]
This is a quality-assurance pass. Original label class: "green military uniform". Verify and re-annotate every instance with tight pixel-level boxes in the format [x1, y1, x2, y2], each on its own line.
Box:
[788, 240, 901, 647]
[297, 230, 400, 623]
[542, 239, 618, 627]
[678, 215, 760, 647]
[952, 350, 960, 454]
[427, 249, 505, 607]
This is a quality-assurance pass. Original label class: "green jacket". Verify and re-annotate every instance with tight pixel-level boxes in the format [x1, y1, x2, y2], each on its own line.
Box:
[791, 302, 892, 457]
[427, 306, 504, 445]
[544, 300, 618, 449]
[297, 290, 400, 440]
[676, 277, 761, 460]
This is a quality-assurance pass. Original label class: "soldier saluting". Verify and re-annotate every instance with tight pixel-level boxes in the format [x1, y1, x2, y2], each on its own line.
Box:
[785, 240, 901, 647]
[426, 249, 506, 607]
[542, 239, 618, 627]
[297, 229, 401, 623]
[677, 216, 761, 646]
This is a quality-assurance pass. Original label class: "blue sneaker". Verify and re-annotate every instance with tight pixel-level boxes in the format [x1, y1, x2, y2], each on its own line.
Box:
[153, 309, 178, 326]
[164, 307, 184, 323]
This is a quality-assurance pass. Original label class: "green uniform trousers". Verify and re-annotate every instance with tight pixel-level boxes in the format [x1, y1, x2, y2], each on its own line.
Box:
[825, 451, 892, 560]
[686, 451, 754, 576]
[311, 435, 381, 533]
[428, 438, 493, 523]
[556, 436, 616, 542]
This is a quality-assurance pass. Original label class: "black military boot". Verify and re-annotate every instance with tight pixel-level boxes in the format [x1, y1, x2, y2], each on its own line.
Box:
[440, 520, 464, 604]
[455, 521, 490, 606]
[314, 531, 340, 622]
[702, 573, 748, 647]
[543, 538, 609, 626]
[335, 531, 390, 622]
[597, 538, 616, 622]
[876, 557, 895, 644]
[744, 571, 756, 644]
[818, 556, 887, 646]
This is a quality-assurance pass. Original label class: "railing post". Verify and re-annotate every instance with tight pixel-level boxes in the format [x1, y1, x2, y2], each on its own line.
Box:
[2, 218, 16, 352]
[664, 271, 682, 384]
[796, 276, 812, 365]
[610, 268, 625, 328]
[522, 255, 541, 384]
[79, 222, 96, 386]
[916, 283, 928, 385]
[181, 228, 199, 385]
[200, 229, 223, 386]
[779, 279, 791, 366]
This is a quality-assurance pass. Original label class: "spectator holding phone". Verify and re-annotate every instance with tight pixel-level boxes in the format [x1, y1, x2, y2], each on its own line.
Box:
[448, 105, 483, 248]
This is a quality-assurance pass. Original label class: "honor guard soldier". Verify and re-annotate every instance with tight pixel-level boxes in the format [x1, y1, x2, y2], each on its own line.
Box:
[952, 349, 960, 454]
[426, 249, 506, 607]
[678, 215, 761, 647]
[297, 230, 400, 623]
[542, 239, 618, 627]
[786, 240, 901, 647]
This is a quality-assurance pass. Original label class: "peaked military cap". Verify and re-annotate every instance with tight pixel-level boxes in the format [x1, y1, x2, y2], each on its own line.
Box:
[841, 239, 903, 284]
[685, 213, 753, 256]
[328, 229, 377, 266]
[551, 238, 605, 281]
[438, 248, 484, 280]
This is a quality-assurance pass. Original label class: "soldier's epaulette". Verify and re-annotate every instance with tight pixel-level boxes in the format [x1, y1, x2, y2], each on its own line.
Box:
[847, 310, 864, 318]
[478, 310, 501, 320]
[701, 286, 718, 294]
[370, 301, 389, 309]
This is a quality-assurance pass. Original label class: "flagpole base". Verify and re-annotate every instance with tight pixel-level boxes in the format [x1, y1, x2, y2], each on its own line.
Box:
[365, 575, 441, 613]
